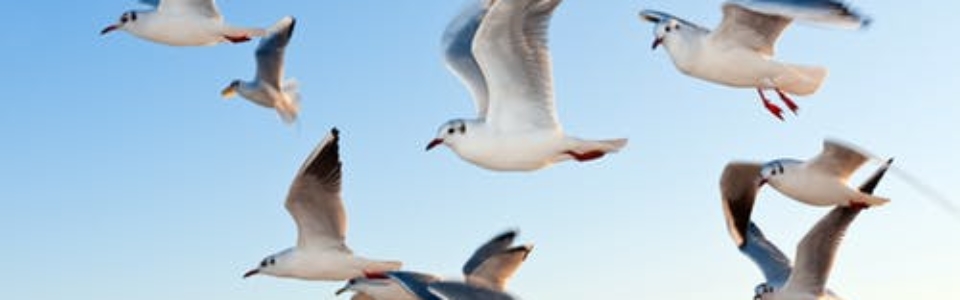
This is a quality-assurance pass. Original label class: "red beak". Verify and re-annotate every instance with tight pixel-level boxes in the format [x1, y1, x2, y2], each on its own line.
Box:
[100, 24, 120, 35]
[426, 138, 443, 151]
[651, 37, 664, 50]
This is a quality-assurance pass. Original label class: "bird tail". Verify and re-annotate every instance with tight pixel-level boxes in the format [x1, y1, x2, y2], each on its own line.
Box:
[275, 79, 300, 124]
[562, 138, 628, 162]
[778, 64, 827, 96]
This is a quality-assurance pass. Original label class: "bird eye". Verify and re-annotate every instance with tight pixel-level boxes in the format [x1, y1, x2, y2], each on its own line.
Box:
[269, 258, 276, 265]
[260, 260, 267, 267]
[665, 26, 671, 32]
[447, 128, 455, 134]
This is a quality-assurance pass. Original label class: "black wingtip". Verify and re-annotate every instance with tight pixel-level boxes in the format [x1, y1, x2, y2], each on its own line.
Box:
[331, 127, 340, 138]
[857, 158, 893, 194]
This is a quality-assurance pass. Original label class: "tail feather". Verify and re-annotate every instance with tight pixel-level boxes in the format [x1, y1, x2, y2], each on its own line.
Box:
[862, 195, 891, 206]
[275, 79, 301, 124]
[778, 65, 827, 96]
[563, 138, 628, 162]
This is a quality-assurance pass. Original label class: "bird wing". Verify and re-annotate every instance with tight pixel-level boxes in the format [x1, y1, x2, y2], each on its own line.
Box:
[726, 0, 870, 29]
[784, 159, 890, 296]
[462, 230, 516, 276]
[387, 271, 443, 300]
[473, 0, 562, 132]
[255, 17, 296, 90]
[720, 162, 764, 247]
[443, 0, 495, 118]
[713, 2, 792, 56]
[741, 222, 793, 288]
[465, 245, 532, 291]
[808, 140, 869, 182]
[429, 282, 516, 300]
[285, 128, 350, 252]
[638, 9, 711, 33]
[149, 0, 220, 18]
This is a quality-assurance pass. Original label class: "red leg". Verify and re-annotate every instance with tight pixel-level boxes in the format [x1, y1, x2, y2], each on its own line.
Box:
[776, 89, 799, 115]
[363, 270, 389, 279]
[224, 35, 252, 43]
[566, 150, 606, 162]
[849, 199, 870, 210]
[757, 88, 784, 121]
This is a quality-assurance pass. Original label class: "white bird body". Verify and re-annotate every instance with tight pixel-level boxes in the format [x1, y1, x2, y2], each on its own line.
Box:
[761, 140, 890, 208]
[428, 0, 626, 171]
[102, 0, 266, 46]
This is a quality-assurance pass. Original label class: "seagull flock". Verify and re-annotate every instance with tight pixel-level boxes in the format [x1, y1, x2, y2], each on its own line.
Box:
[100, 0, 892, 299]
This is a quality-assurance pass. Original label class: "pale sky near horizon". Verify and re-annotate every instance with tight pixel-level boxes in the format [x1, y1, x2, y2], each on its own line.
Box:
[2, 1, 960, 299]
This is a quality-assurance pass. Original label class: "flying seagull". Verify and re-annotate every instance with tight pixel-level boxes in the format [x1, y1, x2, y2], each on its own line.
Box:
[638, 0, 871, 120]
[243, 128, 401, 281]
[427, 0, 627, 171]
[101, 0, 267, 46]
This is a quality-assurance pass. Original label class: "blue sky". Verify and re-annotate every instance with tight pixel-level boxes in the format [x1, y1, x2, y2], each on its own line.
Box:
[2, 0, 959, 299]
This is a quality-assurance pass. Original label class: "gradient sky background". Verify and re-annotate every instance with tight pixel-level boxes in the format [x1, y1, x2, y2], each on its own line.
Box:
[2, 0, 959, 299]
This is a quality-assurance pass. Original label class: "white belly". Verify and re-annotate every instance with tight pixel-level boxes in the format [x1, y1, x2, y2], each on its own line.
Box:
[133, 16, 225, 46]
[452, 130, 566, 171]
[770, 172, 857, 206]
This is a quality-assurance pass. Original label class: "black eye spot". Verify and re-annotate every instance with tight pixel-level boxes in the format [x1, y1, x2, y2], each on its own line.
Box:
[458, 123, 466, 134]
[447, 128, 455, 134]
[269, 258, 276, 265]
[131, 11, 137, 21]
[665, 26, 671, 32]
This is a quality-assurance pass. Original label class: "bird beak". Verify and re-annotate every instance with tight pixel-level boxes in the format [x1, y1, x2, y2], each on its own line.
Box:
[757, 178, 768, 187]
[651, 36, 664, 50]
[221, 83, 237, 99]
[243, 268, 259, 278]
[100, 24, 120, 35]
[426, 138, 443, 151]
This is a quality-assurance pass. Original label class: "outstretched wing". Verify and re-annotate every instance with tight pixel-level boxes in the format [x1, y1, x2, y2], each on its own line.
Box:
[256, 17, 296, 90]
[808, 139, 869, 182]
[714, 2, 792, 56]
[443, 0, 495, 118]
[720, 162, 764, 246]
[741, 223, 793, 288]
[285, 128, 349, 251]
[387, 271, 443, 300]
[474, 0, 562, 132]
[727, 0, 870, 29]
[429, 282, 516, 300]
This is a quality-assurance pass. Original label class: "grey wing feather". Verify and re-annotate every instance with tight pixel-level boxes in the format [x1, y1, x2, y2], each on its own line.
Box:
[720, 162, 764, 247]
[474, 0, 562, 131]
[465, 245, 532, 291]
[808, 140, 869, 182]
[741, 222, 793, 288]
[387, 271, 443, 300]
[443, 0, 493, 118]
[462, 230, 516, 276]
[726, 0, 870, 29]
[256, 17, 296, 90]
[714, 3, 791, 56]
[138, 0, 160, 7]
[429, 282, 516, 300]
[638, 9, 711, 34]
[286, 128, 349, 251]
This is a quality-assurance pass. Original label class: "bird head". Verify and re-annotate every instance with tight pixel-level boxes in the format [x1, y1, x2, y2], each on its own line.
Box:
[758, 159, 801, 186]
[101, 10, 139, 35]
[426, 119, 469, 151]
[220, 80, 241, 99]
[243, 249, 291, 279]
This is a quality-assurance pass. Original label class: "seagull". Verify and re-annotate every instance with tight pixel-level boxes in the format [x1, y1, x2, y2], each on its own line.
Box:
[388, 271, 517, 300]
[638, 0, 871, 120]
[221, 16, 301, 124]
[759, 140, 890, 208]
[426, 0, 627, 171]
[243, 128, 402, 281]
[721, 159, 891, 300]
[101, 0, 267, 46]
[337, 230, 532, 300]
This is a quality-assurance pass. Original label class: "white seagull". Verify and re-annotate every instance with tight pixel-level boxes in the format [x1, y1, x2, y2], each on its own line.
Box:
[337, 230, 532, 300]
[426, 0, 627, 171]
[221, 16, 301, 124]
[721, 160, 891, 300]
[243, 128, 402, 281]
[101, 0, 266, 46]
[638, 0, 871, 120]
[388, 271, 517, 300]
[759, 140, 890, 208]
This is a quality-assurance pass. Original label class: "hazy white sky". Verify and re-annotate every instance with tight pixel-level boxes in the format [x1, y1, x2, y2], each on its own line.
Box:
[2, 0, 959, 299]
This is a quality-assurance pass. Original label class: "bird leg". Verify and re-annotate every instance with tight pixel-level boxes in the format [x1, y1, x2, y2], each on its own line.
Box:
[757, 88, 784, 121]
[849, 198, 871, 210]
[776, 89, 799, 115]
[565, 150, 606, 162]
[224, 34, 252, 43]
